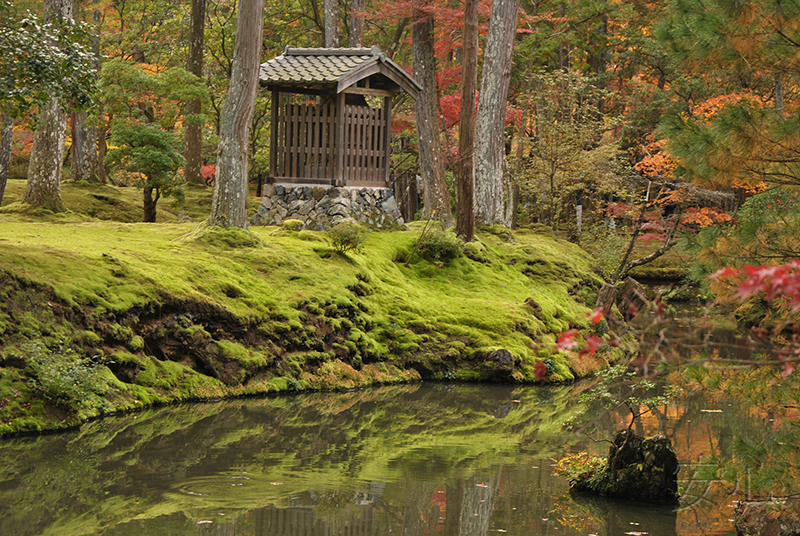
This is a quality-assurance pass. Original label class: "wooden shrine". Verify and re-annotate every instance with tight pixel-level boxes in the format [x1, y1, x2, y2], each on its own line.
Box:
[260, 46, 420, 188]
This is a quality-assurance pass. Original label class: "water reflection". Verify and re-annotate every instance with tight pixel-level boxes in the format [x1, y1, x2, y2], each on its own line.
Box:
[1, 380, 791, 536]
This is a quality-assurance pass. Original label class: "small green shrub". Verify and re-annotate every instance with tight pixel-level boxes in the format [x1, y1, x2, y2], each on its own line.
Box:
[326, 222, 368, 254]
[554, 451, 611, 493]
[19, 340, 110, 413]
[282, 219, 305, 231]
[416, 231, 463, 265]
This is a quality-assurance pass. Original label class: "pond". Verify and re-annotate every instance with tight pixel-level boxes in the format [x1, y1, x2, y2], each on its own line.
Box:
[1, 374, 795, 536]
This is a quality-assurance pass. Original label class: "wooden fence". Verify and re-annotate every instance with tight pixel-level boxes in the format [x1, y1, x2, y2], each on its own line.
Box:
[341, 104, 389, 186]
[274, 101, 336, 183]
[272, 101, 389, 187]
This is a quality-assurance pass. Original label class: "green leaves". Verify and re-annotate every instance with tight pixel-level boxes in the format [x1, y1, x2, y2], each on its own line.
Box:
[100, 59, 208, 217]
[0, 0, 98, 118]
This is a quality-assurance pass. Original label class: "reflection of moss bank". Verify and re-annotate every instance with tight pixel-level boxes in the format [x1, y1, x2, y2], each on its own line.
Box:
[0, 384, 584, 535]
[0, 183, 615, 435]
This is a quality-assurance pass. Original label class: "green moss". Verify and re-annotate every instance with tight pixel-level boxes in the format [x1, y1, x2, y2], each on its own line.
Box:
[0, 180, 612, 435]
[128, 335, 144, 351]
[216, 340, 269, 368]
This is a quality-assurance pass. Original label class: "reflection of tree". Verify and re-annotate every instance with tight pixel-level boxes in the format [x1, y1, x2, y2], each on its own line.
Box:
[457, 472, 500, 536]
[254, 505, 377, 536]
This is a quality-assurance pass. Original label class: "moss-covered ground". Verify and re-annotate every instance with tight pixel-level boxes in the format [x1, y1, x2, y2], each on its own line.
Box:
[0, 179, 618, 436]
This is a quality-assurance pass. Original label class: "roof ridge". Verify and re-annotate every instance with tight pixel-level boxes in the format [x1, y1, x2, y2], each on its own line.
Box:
[284, 45, 381, 57]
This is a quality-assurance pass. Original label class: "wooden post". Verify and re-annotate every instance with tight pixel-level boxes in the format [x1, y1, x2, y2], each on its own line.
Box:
[335, 92, 346, 185]
[383, 96, 391, 186]
[270, 89, 278, 178]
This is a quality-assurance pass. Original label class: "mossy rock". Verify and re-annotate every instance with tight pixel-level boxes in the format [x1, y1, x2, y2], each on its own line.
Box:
[282, 219, 305, 231]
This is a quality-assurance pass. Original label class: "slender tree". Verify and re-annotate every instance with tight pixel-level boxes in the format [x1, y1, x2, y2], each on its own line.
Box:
[71, 110, 96, 182]
[209, 0, 265, 228]
[349, 0, 365, 47]
[24, 0, 75, 213]
[325, 0, 339, 47]
[455, 0, 478, 241]
[413, 8, 454, 227]
[185, 0, 207, 185]
[0, 112, 10, 206]
[474, 0, 518, 226]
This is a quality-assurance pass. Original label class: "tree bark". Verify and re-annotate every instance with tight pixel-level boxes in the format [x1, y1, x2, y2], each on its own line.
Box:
[143, 184, 159, 222]
[71, 110, 96, 182]
[185, 0, 207, 185]
[474, 0, 518, 226]
[209, 0, 264, 228]
[325, 0, 339, 47]
[0, 113, 11, 207]
[97, 112, 108, 184]
[413, 10, 454, 227]
[349, 0, 365, 47]
[24, 0, 74, 212]
[455, 0, 478, 241]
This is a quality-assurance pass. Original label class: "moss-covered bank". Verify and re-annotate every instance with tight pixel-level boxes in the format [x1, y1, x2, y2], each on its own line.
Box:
[0, 180, 618, 436]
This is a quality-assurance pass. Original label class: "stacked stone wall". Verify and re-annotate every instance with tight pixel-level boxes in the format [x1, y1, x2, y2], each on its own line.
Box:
[250, 184, 405, 230]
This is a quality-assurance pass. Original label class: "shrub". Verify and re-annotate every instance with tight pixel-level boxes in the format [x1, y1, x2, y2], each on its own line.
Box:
[326, 222, 368, 254]
[416, 230, 463, 265]
[554, 451, 610, 493]
[19, 340, 109, 413]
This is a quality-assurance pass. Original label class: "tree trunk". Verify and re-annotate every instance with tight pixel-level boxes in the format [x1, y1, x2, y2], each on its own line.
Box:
[209, 0, 264, 228]
[71, 110, 96, 182]
[24, 0, 74, 212]
[143, 184, 158, 222]
[455, 0, 478, 242]
[413, 10, 454, 227]
[325, 0, 339, 47]
[349, 0, 365, 47]
[185, 0, 206, 185]
[97, 113, 108, 184]
[0, 113, 11, 207]
[474, 0, 518, 226]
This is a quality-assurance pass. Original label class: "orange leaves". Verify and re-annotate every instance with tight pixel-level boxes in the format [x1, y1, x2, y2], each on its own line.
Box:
[692, 91, 761, 121]
[633, 135, 676, 178]
[682, 207, 734, 228]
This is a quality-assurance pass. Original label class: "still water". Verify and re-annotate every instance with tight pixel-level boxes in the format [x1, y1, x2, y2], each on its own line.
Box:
[1, 378, 794, 536]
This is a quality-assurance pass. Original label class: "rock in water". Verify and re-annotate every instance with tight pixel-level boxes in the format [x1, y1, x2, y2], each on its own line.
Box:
[482, 348, 515, 381]
[607, 429, 680, 504]
[735, 497, 800, 536]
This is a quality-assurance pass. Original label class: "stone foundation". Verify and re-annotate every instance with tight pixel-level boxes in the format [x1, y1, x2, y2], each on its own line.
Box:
[249, 184, 405, 230]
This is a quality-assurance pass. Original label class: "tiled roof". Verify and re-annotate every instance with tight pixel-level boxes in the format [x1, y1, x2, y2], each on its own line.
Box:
[260, 47, 376, 85]
[259, 46, 420, 95]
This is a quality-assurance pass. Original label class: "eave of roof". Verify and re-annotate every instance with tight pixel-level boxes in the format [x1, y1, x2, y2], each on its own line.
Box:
[259, 46, 421, 97]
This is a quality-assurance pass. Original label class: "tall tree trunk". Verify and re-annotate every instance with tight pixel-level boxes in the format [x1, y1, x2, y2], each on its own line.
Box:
[474, 0, 518, 226]
[349, 0, 365, 47]
[209, 0, 264, 228]
[143, 184, 159, 222]
[185, 0, 207, 185]
[0, 112, 11, 207]
[97, 111, 109, 184]
[325, 0, 339, 47]
[413, 10, 454, 228]
[24, 0, 74, 212]
[455, 0, 478, 241]
[71, 110, 96, 182]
